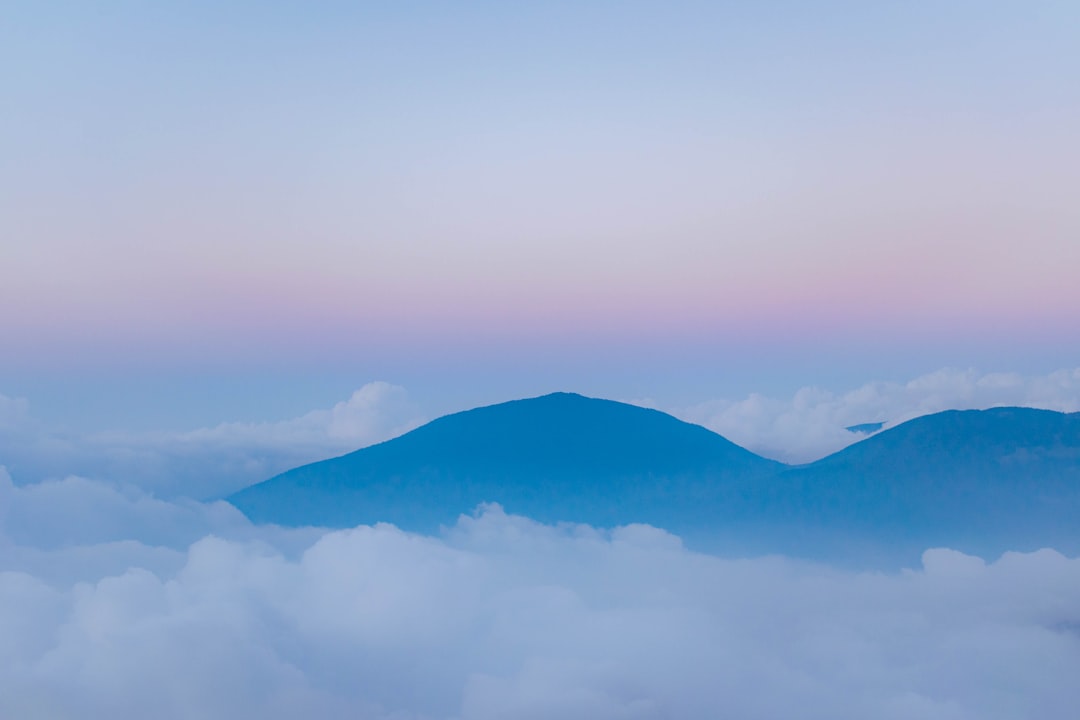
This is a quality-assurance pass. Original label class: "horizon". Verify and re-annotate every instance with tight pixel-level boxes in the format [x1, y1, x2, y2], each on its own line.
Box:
[3, 366, 1079, 505]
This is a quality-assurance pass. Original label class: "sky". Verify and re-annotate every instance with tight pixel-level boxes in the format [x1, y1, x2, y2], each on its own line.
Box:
[3, 0, 1080, 431]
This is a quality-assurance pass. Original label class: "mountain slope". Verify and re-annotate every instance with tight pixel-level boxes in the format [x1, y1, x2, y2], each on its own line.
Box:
[229, 398, 1080, 562]
[773, 407, 1080, 555]
[229, 392, 783, 531]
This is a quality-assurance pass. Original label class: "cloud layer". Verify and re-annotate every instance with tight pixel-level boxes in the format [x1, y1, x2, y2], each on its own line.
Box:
[675, 367, 1080, 463]
[0, 382, 422, 499]
[1, 470, 1078, 720]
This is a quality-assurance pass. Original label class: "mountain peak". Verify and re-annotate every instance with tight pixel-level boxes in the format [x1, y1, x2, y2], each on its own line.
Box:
[229, 392, 779, 531]
[228, 398, 1080, 563]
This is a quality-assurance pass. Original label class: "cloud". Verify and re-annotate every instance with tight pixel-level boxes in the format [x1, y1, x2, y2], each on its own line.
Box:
[673, 367, 1080, 463]
[0, 467, 326, 584]
[0, 468, 245, 549]
[0, 382, 424, 499]
[171, 381, 421, 449]
[1, 484, 1079, 720]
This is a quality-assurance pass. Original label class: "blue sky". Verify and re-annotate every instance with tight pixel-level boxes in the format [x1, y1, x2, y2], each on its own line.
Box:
[3, 0, 1079, 429]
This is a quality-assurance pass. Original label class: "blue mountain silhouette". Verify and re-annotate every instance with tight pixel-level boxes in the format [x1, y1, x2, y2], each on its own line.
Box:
[230, 392, 782, 532]
[228, 394, 1080, 562]
[773, 407, 1080, 558]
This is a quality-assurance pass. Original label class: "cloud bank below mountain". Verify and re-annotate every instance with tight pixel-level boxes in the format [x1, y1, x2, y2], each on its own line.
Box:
[1, 466, 1077, 719]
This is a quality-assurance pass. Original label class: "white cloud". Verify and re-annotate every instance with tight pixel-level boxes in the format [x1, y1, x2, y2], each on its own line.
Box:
[0, 382, 424, 499]
[173, 381, 421, 449]
[673, 367, 1080, 463]
[0, 467, 246, 549]
[0, 502, 1078, 719]
[0, 467, 326, 584]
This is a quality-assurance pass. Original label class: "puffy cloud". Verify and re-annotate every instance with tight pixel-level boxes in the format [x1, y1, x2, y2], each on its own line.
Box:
[0, 467, 325, 584]
[0, 382, 424, 499]
[674, 367, 1080, 463]
[1, 493, 1079, 719]
[170, 381, 421, 449]
[0, 467, 245, 549]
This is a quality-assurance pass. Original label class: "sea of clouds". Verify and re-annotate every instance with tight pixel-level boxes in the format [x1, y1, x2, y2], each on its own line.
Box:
[0, 381, 423, 499]
[1, 464, 1079, 719]
[2, 368, 1080, 718]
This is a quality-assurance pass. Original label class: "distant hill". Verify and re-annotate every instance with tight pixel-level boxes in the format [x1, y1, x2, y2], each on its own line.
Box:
[776, 407, 1080, 558]
[229, 392, 782, 533]
[845, 422, 884, 435]
[228, 396, 1080, 563]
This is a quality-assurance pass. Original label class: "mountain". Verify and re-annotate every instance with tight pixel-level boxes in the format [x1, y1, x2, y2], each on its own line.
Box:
[229, 392, 783, 533]
[229, 397, 1080, 563]
[774, 407, 1080, 557]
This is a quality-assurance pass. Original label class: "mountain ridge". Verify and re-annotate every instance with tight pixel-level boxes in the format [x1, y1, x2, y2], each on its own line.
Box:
[228, 393, 1080, 562]
[230, 392, 782, 531]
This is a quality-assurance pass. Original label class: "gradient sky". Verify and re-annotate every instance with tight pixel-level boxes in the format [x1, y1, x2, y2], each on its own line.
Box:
[2, 1, 1078, 429]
